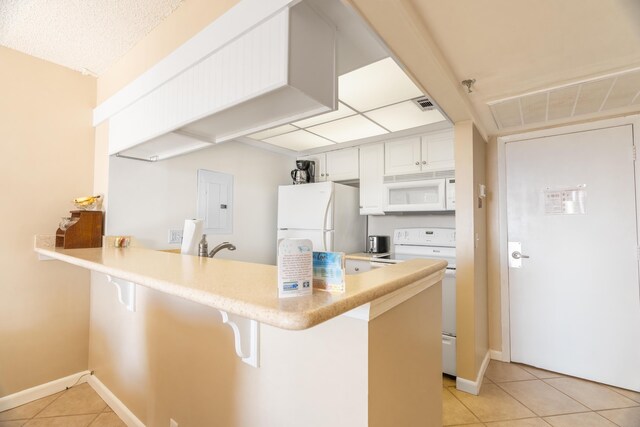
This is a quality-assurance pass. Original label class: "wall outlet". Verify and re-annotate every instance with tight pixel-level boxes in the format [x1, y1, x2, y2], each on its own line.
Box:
[168, 229, 183, 244]
[169, 419, 179, 427]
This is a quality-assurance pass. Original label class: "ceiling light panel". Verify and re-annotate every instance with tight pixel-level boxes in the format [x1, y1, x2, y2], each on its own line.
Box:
[262, 130, 335, 151]
[338, 57, 424, 111]
[364, 101, 445, 132]
[292, 102, 356, 128]
[307, 115, 388, 143]
[249, 124, 298, 140]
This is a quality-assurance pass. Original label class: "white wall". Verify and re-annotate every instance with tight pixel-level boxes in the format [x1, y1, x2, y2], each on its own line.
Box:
[367, 213, 455, 239]
[106, 141, 293, 264]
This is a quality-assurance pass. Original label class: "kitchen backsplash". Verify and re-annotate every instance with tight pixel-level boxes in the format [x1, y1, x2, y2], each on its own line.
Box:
[367, 213, 455, 241]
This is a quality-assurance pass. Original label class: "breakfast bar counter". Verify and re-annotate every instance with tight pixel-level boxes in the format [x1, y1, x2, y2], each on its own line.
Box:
[34, 235, 445, 427]
[34, 236, 446, 330]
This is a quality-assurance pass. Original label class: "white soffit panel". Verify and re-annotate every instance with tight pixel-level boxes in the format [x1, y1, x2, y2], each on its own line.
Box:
[489, 68, 640, 130]
[263, 130, 335, 151]
[364, 101, 445, 132]
[291, 102, 356, 127]
[338, 57, 423, 111]
[307, 115, 388, 142]
[249, 124, 298, 140]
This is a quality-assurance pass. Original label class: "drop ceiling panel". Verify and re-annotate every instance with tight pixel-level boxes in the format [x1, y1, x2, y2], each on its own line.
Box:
[338, 57, 423, 111]
[307, 115, 388, 142]
[364, 101, 445, 131]
[292, 102, 356, 128]
[263, 129, 334, 151]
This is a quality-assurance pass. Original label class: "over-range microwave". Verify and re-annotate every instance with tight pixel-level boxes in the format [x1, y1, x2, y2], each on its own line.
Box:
[383, 173, 455, 212]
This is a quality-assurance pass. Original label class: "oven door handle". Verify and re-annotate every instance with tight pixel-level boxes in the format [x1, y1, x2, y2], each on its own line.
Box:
[370, 261, 392, 268]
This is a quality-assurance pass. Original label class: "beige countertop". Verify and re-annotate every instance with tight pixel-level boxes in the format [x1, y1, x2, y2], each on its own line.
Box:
[34, 237, 446, 330]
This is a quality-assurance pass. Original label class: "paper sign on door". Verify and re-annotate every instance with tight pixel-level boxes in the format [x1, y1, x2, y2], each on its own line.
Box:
[544, 185, 587, 215]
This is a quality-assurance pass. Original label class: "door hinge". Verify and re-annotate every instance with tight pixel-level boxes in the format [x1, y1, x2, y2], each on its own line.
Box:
[633, 146, 637, 161]
[637, 246, 640, 261]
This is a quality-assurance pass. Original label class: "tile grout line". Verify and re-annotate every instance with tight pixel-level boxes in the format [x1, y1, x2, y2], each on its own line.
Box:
[446, 385, 540, 424]
[539, 377, 638, 412]
[29, 387, 69, 420]
[444, 386, 484, 424]
[86, 411, 103, 426]
[493, 379, 592, 418]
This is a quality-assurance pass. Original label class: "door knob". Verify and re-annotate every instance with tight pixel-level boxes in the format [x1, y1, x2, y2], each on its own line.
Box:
[512, 251, 530, 259]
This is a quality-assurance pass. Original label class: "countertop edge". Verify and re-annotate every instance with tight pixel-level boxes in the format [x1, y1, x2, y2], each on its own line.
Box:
[34, 239, 447, 330]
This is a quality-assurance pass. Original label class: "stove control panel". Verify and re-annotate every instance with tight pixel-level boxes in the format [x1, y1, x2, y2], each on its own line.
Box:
[393, 228, 456, 247]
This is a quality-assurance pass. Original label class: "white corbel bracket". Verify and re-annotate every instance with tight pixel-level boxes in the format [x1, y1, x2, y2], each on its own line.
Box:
[106, 275, 137, 312]
[219, 311, 260, 368]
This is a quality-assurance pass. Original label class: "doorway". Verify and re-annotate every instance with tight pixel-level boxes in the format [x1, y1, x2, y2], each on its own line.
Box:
[504, 123, 640, 391]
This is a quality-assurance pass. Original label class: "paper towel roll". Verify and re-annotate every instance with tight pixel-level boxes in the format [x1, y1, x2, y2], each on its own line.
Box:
[181, 219, 204, 255]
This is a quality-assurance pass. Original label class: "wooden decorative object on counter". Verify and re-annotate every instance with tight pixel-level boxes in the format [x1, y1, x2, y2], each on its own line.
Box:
[56, 210, 104, 249]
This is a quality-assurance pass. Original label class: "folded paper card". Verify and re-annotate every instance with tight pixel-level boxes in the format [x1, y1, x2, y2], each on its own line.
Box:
[312, 251, 346, 293]
[277, 238, 313, 298]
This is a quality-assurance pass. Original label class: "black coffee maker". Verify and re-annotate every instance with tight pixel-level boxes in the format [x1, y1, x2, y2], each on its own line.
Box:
[291, 160, 315, 185]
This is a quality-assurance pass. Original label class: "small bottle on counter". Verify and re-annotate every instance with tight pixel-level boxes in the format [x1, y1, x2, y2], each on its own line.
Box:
[198, 234, 208, 257]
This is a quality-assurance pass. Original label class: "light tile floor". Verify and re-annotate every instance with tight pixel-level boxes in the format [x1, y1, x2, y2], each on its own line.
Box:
[3, 363, 639, 427]
[444, 360, 640, 427]
[0, 384, 126, 427]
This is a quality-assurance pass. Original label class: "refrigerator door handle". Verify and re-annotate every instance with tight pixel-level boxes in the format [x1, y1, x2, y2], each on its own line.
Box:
[321, 191, 334, 252]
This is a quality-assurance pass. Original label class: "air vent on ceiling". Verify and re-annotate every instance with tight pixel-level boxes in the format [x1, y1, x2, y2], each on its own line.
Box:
[488, 67, 640, 130]
[412, 96, 435, 111]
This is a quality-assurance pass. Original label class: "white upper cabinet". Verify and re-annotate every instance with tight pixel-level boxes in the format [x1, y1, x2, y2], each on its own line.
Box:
[104, 2, 336, 161]
[359, 144, 385, 215]
[326, 148, 359, 181]
[422, 129, 455, 171]
[384, 129, 454, 175]
[299, 147, 358, 182]
[384, 136, 422, 175]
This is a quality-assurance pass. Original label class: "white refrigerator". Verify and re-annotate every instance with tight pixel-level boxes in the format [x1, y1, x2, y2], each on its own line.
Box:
[277, 181, 365, 254]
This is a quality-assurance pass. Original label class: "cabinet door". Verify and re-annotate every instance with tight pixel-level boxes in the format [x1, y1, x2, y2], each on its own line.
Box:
[345, 259, 372, 275]
[359, 144, 385, 215]
[298, 154, 326, 182]
[421, 129, 454, 172]
[325, 148, 359, 181]
[384, 137, 422, 175]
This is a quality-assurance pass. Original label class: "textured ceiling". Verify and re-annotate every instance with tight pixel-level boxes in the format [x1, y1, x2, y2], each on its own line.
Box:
[0, 0, 183, 75]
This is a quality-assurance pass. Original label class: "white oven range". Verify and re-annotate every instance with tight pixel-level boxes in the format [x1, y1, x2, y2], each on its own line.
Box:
[365, 227, 457, 377]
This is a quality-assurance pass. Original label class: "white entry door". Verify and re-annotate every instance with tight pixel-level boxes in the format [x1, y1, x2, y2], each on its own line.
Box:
[506, 124, 640, 391]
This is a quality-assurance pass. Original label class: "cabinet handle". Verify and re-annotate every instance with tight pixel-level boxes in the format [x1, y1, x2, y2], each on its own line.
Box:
[355, 267, 360, 272]
[422, 161, 427, 165]
[415, 161, 420, 165]
[321, 173, 325, 177]
[326, 173, 329, 177]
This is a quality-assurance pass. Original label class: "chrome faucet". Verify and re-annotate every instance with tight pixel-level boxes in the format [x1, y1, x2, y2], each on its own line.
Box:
[208, 242, 236, 258]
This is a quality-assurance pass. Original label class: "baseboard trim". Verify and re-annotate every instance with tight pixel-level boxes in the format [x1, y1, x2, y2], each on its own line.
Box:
[87, 376, 144, 427]
[456, 350, 491, 396]
[490, 350, 508, 362]
[0, 370, 91, 412]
